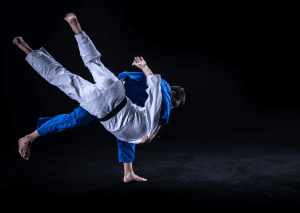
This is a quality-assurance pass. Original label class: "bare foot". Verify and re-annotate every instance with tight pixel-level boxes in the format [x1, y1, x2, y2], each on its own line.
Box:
[13, 37, 23, 45]
[18, 135, 36, 160]
[12, 37, 28, 47]
[123, 172, 147, 183]
[64, 13, 78, 27]
[12, 37, 33, 51]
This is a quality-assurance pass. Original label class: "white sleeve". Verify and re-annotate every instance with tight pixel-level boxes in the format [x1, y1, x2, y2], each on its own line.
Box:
[144, 74, 162, 138]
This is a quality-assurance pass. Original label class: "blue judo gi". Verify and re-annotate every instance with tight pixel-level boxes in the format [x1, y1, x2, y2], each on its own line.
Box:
[36, 72, 172, 162]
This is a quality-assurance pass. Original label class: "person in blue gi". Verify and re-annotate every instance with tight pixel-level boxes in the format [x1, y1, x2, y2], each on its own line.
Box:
[13, 13, 185, 183]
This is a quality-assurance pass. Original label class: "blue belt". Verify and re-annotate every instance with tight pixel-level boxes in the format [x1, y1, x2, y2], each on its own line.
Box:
[98, 76, 130, 122]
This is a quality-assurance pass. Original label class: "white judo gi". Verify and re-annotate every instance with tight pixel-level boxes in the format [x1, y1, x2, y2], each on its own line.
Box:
[25, 31, 162, 144]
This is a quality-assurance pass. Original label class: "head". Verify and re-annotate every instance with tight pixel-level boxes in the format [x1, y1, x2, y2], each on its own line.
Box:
[170, 86, 186, 109]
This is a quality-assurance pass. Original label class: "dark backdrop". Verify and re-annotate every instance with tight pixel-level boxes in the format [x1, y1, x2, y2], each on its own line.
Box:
[0, 0, 298, 209]
[2, 0, 298, 140]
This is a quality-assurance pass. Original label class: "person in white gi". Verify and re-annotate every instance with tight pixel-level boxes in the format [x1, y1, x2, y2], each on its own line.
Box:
[13, 13, 163, 146]
[13, 12, 169, 145]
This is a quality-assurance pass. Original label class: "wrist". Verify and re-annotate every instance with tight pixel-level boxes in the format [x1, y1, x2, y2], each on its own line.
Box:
[141, 65, 150, 70]
[141, 66, 153, 77]
[71, 25, 83, 35]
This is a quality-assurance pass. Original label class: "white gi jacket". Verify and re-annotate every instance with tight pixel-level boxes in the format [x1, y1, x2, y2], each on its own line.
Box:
[80, 74, 162, 144]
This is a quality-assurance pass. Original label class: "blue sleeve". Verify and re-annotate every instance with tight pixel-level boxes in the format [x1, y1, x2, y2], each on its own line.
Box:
[117, 72, 129, 80]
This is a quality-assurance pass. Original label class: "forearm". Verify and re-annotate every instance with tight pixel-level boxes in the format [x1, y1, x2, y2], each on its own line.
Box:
[141, 66, 154, 78]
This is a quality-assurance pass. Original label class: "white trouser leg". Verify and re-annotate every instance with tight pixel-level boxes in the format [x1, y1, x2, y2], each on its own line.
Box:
[74, 31, 118, 93]
[25, 47, 101, 104]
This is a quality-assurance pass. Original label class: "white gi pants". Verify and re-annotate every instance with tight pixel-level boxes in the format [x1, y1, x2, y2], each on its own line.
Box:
[25, 31, 125, 112]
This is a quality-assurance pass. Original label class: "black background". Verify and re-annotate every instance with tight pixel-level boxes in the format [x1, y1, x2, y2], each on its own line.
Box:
[0, 0, 298, 210]
[1, 1, 298, 137]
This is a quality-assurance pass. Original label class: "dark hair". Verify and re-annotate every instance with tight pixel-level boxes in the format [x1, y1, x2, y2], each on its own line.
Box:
[170, 86, 186, 109]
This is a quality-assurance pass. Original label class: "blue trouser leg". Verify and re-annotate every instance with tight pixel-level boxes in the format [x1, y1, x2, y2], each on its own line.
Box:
[36, 106, 135, 162]
[36, 106, 96, 136]
[116, 137, 135, 162]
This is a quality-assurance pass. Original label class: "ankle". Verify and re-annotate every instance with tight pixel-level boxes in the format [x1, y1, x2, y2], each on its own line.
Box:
[18, 43, 33, 55]
[71, 24, 83, 35]
[123, 162, 133, 176]
[124, 171, 134, 178]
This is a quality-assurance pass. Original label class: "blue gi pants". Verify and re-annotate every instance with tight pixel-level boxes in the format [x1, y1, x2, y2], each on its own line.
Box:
[36, 106, 135, 162]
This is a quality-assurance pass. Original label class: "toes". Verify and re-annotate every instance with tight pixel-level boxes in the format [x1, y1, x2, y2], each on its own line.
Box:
[124, 173, 147, 183]
[65, 13, 76, 19]
[135, 175, 147, 181]
[13, 37, 19, 44]
[13, 37, 25, 45]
